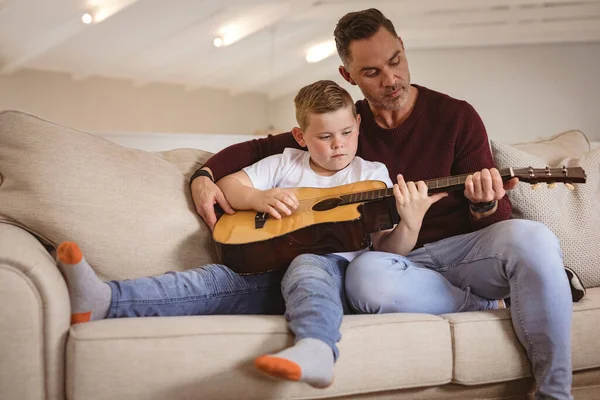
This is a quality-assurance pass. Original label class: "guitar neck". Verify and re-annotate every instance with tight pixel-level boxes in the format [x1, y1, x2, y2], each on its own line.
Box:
[341, 168, 515, 205]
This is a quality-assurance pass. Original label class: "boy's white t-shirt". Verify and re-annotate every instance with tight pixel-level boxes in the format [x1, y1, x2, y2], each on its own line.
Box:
[242, 148, 394, 261]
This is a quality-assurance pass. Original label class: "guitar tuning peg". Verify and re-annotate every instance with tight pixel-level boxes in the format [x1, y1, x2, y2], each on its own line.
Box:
[547, 182, 557, 189]
[531, 183, 540, 190]
[565, 183, 575, 191]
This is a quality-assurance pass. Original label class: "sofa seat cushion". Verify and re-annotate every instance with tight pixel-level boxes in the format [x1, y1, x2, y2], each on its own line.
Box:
[66, 313, 452, 400]
[443, 287, 600, 386]
[0, 110, 217, 281]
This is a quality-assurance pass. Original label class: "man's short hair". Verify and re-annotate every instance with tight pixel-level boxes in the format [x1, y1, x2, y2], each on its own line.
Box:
[294, 80, 356, 131]
[334, 8, 398, 65]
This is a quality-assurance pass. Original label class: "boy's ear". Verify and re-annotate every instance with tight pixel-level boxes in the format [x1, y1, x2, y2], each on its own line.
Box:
[339, 65, 356, 86]
[356, 114, 361, 131]
[291, 127, 307, 147]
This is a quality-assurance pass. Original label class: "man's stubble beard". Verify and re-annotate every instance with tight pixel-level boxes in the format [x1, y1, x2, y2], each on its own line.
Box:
[363, 72, 411, 111]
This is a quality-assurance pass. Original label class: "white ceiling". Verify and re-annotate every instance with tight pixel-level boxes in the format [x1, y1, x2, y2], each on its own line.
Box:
[1, 0, 600, 99]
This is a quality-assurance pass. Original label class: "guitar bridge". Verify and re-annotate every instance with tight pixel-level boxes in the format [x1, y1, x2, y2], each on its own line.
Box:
[255, 212, 268, 229]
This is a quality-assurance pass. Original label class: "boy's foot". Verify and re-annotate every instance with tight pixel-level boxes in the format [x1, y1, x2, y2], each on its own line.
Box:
[254, 338, 334, 388]
[565, 266, 586, 302]
[57, 242, 111, 323]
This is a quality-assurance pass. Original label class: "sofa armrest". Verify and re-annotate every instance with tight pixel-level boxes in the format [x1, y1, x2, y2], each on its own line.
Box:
[0, 223, 70, 400]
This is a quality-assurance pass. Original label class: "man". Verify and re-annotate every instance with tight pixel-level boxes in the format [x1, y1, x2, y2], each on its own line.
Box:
[191, 9, 579, 399]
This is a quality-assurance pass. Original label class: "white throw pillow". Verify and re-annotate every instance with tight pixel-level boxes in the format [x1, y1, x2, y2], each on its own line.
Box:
[491, 141, 600, 288]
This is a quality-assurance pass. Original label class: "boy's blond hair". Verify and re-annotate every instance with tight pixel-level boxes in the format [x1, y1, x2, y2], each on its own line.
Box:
[294, 80, 357, 131]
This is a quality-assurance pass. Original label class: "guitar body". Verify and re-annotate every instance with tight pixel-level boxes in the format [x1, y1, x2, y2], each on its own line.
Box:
[213, 180, 392, 274]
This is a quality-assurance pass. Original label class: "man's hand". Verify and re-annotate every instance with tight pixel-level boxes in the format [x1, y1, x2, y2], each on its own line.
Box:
[251, 188, 299, 220]
[191, 174, 235, 231]
[463, 168, 518, 204]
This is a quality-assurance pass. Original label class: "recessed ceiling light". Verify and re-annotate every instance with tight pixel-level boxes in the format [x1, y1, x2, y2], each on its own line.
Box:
[306, 41, 336, 63]
[81, 13, 93, 24]
[218, 24, 243, 47]
[213, 37, 223, 48]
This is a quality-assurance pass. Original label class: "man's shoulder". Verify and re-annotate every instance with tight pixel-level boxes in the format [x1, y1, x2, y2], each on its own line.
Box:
[415, 84, 466, 106]
[414, 84, 477, 116]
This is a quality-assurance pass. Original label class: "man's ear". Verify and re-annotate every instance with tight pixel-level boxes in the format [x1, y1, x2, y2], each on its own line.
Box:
[398, 36, 405, 50]
[291, 127, 307, 147]
[339, 65, 356, 86]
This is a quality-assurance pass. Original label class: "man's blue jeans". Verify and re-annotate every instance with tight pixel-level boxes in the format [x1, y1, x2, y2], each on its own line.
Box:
[346, 219, 572, 400]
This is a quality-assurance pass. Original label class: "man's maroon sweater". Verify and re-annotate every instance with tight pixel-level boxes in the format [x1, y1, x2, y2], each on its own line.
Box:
[202, 85, 511, 247]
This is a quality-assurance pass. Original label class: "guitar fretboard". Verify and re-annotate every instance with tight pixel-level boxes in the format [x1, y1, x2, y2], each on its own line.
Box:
[340, 169, 513, 205]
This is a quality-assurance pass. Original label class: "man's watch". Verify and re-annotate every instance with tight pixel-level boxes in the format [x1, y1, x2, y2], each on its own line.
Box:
[189, 169, 214, 184]
[469, 200, 497, 213]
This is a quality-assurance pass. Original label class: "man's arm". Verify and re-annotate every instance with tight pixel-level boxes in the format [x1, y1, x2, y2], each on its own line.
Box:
[190, 132, 300, 230]
[452, 102, 513, 230]
[192, 132, 299, 184]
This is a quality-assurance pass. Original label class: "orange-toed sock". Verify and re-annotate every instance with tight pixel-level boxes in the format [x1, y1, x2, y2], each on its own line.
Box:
[255, 355, 302, 381]
[56, 242, 111, 323]
[254, 338, 334, 388]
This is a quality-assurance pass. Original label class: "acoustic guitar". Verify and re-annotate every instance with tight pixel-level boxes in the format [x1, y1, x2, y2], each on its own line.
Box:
[213, 167, 586, 274]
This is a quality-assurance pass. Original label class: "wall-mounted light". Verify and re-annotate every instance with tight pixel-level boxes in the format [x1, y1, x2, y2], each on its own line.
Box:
[306, 41, 336, 63]
[81, 13, 93, 24]
[213, 37, 223, 48]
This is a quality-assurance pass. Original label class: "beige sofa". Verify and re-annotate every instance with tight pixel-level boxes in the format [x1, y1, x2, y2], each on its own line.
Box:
[1, 110, 599, 400]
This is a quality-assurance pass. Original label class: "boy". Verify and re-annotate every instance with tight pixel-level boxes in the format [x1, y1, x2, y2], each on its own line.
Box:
[56, 80, 494, 389]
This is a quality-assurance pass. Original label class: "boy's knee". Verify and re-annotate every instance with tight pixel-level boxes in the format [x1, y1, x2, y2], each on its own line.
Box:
[284, 254, 340, 286]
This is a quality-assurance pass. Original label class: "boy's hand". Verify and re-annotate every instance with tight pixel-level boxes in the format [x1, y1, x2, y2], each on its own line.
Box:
[252, 188, 299, 220]
[393, 174, 448, 231]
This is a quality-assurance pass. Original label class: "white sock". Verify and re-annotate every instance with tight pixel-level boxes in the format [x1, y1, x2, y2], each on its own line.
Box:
[254, 338, 334, 388]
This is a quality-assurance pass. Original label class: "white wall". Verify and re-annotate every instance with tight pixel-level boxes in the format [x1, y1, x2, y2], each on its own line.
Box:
[96, 131, 263, 153]
[2, 43, 598, 152]
[270, 43, 600, 144]
[0, 69, 270, 135]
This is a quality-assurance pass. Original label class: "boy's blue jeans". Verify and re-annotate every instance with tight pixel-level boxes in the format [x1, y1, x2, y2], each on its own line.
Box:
[107, 219, 572, 400]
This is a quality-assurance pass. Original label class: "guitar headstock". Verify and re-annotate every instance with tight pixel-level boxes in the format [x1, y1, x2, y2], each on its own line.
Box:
[510, 166, 586, 187]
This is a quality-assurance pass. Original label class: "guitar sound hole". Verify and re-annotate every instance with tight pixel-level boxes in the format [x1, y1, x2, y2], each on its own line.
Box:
[312, 198, 342, 211]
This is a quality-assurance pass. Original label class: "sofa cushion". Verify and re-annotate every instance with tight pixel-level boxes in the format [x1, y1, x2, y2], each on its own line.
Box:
[66, 313, 452, 400]
[444, 287, 600, 385]
[0, 110, 217, 280]
[491, 141, 600, 288]
[511, 130, 590, 165]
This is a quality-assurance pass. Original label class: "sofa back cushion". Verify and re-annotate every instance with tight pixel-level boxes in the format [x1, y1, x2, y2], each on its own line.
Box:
[0, 110, 218, 280]
[491, 140, 600, 288]
[511, 130, 590, 165]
